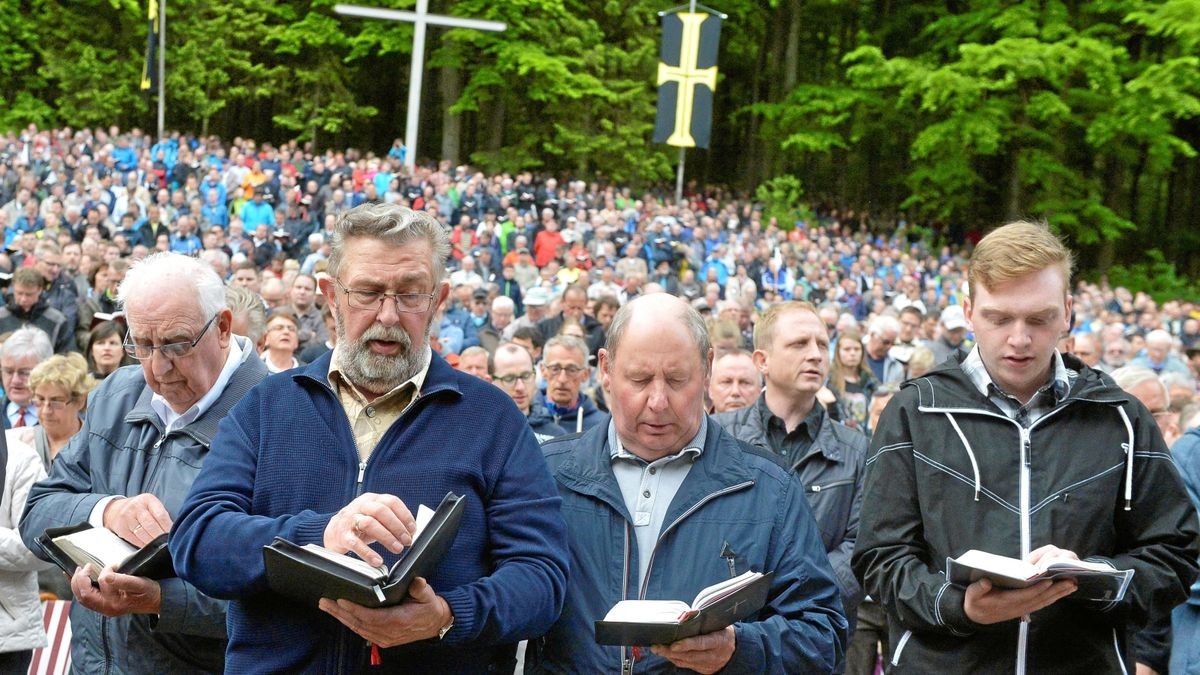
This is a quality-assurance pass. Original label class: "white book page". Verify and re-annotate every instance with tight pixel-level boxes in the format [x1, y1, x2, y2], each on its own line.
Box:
[300, 544, 388, 580]
[603, 600, 693, 624]
[412, 504, 435, 541]
[1041, 558, 1118, 574]
[55, 527, 138, 569]
[692, 571, 762, 609]
[954, 550, 1039, 580]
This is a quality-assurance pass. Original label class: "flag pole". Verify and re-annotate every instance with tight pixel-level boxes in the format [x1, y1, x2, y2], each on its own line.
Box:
[672, 0, 698, 207]
[157, 0, 166, 141]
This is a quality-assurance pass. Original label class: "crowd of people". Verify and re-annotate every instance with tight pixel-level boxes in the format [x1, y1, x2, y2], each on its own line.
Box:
[0, 123, 1196, 674]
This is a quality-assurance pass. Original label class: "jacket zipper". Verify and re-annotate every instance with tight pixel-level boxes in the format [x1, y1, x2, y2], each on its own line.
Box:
[621, 521, 633, 675]
[637, 481, 755, 600]
[928, 401, 1079, 675]
[808, 479, 854, 493]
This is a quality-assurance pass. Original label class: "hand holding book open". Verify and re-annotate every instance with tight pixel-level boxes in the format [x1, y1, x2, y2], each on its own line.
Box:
[952, 545, 1133, 625]
[323, 492, 418, 567]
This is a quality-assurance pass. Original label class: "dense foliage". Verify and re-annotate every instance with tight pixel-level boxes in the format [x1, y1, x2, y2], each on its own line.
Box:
[2, 0, 1198, 275]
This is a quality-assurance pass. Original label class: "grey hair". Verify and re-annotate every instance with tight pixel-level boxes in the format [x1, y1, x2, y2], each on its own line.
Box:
[545, 335, 590, 364]
[326, 203, 450, 285]
[1110, 366, 1168, 402]
[0, 326, 54, 362]
[1160, 371, 1196, 393]
[604, 296, 710, 374]
[868, 314, 901, 338]
[225, 285, 266, 345]
[118, 252, 226, 318]
[491, 295, 515, 313]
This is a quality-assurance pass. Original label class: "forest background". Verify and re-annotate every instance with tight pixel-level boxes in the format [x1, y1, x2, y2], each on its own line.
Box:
[1, 0, 1198, 287]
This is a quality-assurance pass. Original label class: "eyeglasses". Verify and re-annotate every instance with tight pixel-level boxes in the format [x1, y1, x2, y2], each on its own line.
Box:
[494, 371, 535, 387]
[335, 279, 435, 313]
[268, 323, 298, 333]
[34, 394, 74, 411]
[543, 363, 585, 377]
[124, 314, 218, 360]
[1, 368, 32, 380]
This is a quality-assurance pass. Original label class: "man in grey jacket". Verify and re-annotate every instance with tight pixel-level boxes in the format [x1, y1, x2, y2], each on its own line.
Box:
[20, 252, 268, 674]
[713, 301, 868, 632]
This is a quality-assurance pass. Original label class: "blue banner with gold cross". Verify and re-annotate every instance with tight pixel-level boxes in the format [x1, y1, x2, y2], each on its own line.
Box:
[654, 10, 722, 149]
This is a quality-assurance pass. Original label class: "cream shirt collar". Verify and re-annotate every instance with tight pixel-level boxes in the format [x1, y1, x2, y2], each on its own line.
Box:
[150, 334, 247, 434]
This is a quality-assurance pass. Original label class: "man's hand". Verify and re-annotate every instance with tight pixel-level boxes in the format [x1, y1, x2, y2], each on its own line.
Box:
[650, 625, 736, 674]
[964, 578, 1077, 625]
[102, 493, 172, 547]
[323, 492, 416, 567]
[318, 577, 452, 648]
[1027, 544, 1079, 567]
[71, 564, 162, 617]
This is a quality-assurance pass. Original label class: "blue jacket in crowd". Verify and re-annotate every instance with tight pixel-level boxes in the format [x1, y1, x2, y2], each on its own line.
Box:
[529, 417, 848, 673]
[170, 351, 570, 674]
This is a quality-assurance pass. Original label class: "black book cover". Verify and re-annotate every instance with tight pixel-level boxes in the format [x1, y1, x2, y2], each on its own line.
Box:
[263, 492, 466, 608]
[594, 572, 774, 646]
[36, 522, 174, 579]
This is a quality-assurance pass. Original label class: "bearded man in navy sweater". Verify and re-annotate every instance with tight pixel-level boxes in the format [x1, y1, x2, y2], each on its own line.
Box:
[171, 203, 569, 673]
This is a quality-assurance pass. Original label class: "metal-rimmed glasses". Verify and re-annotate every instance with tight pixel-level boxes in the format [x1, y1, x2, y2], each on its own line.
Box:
[334, 279, 435, 313]
[124, 314, 218, 360]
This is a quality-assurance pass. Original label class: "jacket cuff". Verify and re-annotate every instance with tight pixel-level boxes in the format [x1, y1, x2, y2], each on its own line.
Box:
[154, 577, 188, 633]
[723, 623, 763, 674]
[289, 511, 333, 546]
[935, 581, 980, 636]
[440, 587, 474, 644]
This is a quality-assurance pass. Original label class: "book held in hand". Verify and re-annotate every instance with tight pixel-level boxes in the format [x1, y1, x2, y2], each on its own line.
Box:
[263, 492, 465, 608]
[594, 570, 774, 646]
[36, 523, 174, 582]
[946, 549, 1134, 602]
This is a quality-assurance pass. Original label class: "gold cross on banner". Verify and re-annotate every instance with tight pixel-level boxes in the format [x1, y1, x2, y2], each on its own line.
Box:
[657, 12, 718, 148]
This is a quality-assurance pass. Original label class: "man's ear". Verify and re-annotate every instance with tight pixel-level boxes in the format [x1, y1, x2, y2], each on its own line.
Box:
[597, 348, 611, 393]
[751, 349, 769, 376]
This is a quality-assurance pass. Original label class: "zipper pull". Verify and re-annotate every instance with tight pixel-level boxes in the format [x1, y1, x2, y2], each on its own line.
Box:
[622, 656, 634, 674]
[720, 541, 737, 578]
[357, 461, 367, 486]
[154, 435, 167, 449]
[1024, 439, 1031, 468]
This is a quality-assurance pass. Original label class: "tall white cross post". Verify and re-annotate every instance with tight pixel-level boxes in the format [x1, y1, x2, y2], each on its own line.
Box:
[335, 2, 506, 172]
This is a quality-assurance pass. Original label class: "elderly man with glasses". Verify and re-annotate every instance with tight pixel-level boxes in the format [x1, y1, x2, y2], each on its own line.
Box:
[493, 341, 565, 442]
[538, 334, 609, 435]
[19, 252, 268, 674]
[170, 203, 569, 673]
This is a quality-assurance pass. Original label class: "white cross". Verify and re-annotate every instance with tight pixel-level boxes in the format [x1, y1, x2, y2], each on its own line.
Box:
[336, 2, 506, 173]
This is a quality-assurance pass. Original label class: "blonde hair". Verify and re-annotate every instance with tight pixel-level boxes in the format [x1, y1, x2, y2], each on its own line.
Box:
[968, 220, 1073, 298]
[30, 353, 97, 402]
[753, 300, 821, 351]
[828, 328, 874, 396]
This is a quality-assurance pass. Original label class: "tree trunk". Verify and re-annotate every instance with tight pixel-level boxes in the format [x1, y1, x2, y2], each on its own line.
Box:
[486, 95, 505, 153]
[783, 0, 802, 92]
[439, 64, 462, 165]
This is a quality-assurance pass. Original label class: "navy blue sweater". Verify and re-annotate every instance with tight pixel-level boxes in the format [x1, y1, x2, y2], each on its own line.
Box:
[171, 351, 569, 673]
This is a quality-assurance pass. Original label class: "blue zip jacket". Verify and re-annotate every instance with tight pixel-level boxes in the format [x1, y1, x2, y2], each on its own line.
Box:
[170, 351, 569, 673]
[529, 418, 847, 673]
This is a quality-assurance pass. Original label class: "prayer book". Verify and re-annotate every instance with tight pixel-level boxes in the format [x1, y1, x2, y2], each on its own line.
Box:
[37, 523, 174, 582]
[89, 311, 126, 328]
[594, 570, 773, 646]
[264, 492, 465, 608]
[946, 549, 1134, 602]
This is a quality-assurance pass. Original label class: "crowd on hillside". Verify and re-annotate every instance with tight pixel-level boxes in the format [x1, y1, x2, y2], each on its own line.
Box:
[0, 124, 1198, 673]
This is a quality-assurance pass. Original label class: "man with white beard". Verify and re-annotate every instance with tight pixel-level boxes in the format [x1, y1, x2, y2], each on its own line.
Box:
[171, 203, 569, 673]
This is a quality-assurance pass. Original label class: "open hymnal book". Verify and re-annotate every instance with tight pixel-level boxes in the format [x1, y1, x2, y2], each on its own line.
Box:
[37, 523, 173, 582]
[297, 503, 439, 582]
[594, 570, 774, 645]
[263, 492, 465, 608]
[946, 549, 1134, 602]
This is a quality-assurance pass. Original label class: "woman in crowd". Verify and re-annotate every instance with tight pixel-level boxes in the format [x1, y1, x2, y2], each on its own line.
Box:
[86, 320, 134, 380]
[0, 433, 51, 673]
[823, 327, 879, 432]
[260, 310, 302, 374]
[24, 353, 96, 470]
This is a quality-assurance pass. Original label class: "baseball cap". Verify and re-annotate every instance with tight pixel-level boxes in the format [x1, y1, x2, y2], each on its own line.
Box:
[525, 287, 552, 307]
[941, 305, 967, 330]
